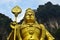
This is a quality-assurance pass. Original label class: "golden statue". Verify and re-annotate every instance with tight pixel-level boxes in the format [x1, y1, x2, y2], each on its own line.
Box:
[7, 6, 55, 40]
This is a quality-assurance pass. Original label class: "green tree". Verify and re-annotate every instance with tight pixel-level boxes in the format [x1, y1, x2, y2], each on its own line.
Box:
[0, 13, 12, 40]
[55, 28, 60, 40]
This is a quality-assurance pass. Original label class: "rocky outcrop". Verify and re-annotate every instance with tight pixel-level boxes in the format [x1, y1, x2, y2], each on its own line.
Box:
[0, 13, 12, 40]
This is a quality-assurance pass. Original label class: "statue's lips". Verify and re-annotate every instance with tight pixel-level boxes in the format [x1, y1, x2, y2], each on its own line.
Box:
[28, 17, 32, 18]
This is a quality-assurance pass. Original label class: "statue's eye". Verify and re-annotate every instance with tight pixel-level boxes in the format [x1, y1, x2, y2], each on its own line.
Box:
[31, 14, 32, 15]
[28, 14, 29, 15]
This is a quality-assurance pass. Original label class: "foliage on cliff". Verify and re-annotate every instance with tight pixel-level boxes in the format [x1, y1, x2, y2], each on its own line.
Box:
[0, 13, 12, 40]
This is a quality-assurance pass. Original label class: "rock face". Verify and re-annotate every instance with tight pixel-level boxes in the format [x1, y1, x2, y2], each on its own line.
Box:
[0, 13, 12, 40]
[35, 2, 60, 33]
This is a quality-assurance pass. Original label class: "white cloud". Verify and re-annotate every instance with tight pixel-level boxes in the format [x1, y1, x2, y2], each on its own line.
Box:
[0, 0, 11, 3]
[0, 0, 22, 4]
[50, 0, 60, 5]
[38, 0, 60, 5]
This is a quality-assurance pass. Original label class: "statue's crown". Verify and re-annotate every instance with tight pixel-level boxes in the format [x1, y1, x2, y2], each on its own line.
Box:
[26, 8, 34, 13]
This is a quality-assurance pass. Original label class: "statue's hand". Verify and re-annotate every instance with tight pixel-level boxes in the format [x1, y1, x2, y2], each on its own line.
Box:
[10, 21, 20, 29]
[10, 21, 17, 29]
[40, 38, 44, 40]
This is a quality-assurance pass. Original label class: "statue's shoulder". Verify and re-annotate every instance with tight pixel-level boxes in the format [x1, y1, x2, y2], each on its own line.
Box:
[39, 24, 45, 28]
[40, 24, 44, 26]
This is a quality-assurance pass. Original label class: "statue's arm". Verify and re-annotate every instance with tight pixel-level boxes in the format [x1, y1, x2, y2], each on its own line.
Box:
[45, 29, 55, 40]
[40, 24, 46, 40]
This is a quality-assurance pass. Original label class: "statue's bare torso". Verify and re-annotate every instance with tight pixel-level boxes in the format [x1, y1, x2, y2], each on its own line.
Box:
[20, 23, 41, 40]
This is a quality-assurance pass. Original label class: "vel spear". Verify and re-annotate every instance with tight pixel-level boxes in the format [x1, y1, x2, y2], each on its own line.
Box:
[11, 6, 22, 40]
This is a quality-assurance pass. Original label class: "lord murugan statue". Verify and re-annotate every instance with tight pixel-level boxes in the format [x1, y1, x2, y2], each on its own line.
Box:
[7, 6, 55, 40]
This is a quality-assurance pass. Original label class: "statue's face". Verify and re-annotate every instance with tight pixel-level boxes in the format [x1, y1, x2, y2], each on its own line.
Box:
[25, 11, 35, 22]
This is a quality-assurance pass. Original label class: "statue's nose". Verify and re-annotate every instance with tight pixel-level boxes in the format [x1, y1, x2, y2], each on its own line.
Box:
[29, 15, 31, 16]
[29, 14, 32, 16]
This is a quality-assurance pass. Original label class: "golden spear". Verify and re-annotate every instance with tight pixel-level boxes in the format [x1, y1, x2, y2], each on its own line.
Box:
[11, 6, 22, 40]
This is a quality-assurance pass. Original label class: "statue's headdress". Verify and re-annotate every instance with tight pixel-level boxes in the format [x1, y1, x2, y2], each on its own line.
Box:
[24, 8, 35, 18]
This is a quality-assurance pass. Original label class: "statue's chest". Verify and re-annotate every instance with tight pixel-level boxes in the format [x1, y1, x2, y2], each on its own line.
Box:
[20, 24, 41, 35]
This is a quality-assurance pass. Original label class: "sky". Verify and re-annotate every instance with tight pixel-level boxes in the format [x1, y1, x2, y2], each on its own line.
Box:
[0, 0, 60, 22]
